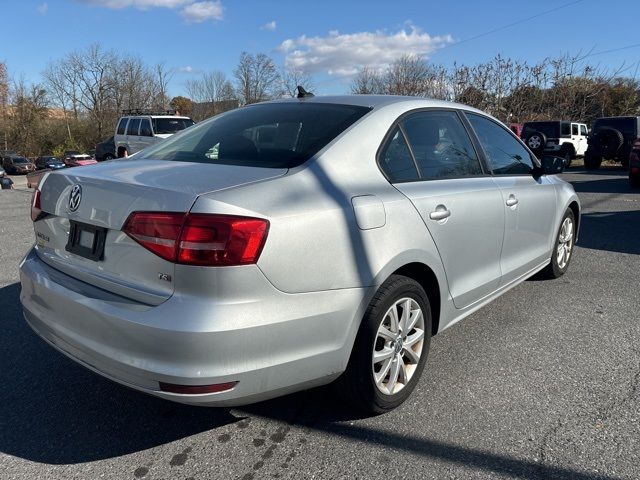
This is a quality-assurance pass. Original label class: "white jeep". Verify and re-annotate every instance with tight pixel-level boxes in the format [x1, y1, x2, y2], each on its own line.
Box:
[522, 121, 588, 166]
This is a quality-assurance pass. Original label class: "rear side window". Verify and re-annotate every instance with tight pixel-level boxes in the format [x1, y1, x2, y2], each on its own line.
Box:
[378, 128, 419, 182]
[137, 103, 371, 168]
[467, 114, 534, 175]
[561, 122, 571, 137]
[593, 117, 638, 136]
[127, 118, 140, 135]
[152, 118, 195, 134]
[571, 124, 579, 135]
[580, 125, 588, 136]
[117, 118, 128, 135]
[400, 110, 482, 179]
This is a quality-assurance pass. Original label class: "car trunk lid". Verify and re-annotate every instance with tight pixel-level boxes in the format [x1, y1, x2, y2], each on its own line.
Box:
[34, 159, 286, 304]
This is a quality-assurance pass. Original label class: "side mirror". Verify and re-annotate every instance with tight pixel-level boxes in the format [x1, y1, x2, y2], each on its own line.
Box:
[533, 155, 564, 177]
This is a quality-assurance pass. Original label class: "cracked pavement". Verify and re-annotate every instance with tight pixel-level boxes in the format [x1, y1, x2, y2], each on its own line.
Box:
[1, 168, 638, 479]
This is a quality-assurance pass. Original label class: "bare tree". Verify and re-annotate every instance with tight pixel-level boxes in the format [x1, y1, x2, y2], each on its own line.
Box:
[234, 52, 280, 104]
[350, 66, 385, 94]
[280, 66, 316, 97]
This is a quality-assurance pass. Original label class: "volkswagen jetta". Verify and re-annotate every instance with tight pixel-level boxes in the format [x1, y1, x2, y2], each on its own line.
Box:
[20, 96, 579, 413]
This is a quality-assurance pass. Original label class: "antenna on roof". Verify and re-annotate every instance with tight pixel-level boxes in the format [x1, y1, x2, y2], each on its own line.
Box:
[296, 86, 314, 98]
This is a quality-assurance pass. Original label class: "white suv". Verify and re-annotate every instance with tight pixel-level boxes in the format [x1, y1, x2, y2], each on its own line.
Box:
[522, 121, 588, 166]
[114, 110, 195, 155]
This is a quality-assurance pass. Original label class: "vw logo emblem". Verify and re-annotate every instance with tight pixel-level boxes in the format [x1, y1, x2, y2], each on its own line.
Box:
[68, 185, 82, 212]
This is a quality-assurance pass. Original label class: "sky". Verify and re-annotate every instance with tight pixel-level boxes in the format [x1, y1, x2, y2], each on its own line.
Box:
[1, 0, 640, 98]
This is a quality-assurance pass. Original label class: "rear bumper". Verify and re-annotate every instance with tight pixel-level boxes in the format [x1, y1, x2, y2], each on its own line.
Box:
[20, 248, 371, 406]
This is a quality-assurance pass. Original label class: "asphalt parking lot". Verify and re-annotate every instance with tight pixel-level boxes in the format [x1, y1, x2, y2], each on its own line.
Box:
[1, 168, 638, 480]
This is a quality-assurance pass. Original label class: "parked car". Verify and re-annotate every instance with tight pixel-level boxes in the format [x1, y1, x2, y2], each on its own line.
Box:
[95, 136, 116, 161]
[21, 96, 579, 413]
[629, 138, 640, 188]
[584, 116, 640, 170]
[509, 123, 523, 138]
[1, 154, 36, 174]
[114, 110, 195, 155]
[521, 120, 588, 166]
[35, 156, 65, 170]
[62, 151, 98, 167]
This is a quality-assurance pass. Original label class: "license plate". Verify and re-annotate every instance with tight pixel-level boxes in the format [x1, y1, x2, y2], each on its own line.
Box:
[65, 220, 107, 261]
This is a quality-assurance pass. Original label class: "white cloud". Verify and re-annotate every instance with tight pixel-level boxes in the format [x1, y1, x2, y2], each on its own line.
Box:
[36, 3, 48, 15]
[280, 26, 453, 77]
[180, 1, 223, 23]
[261, 20, 276, 31]
[77, 0, 224, 23]
[177, 65, 199, 73]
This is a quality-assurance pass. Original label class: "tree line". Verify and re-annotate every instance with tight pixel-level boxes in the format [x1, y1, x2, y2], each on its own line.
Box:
[1, 44, 638, 158]
[351, 53, 640, 125]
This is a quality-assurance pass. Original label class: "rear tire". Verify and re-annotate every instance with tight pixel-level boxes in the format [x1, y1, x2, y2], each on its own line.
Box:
[103, 154, 115, 161]
[337, 275, 432, 414]
[539, 209, 576, 279]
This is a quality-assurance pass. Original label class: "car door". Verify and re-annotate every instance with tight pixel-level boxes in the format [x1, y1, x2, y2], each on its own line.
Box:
[126, 117, 141, 153]
[385, 109, 505, 309]
[577, 124, 588, 155]
[466, 113, 558, 286]
[139, 118, 153, 150]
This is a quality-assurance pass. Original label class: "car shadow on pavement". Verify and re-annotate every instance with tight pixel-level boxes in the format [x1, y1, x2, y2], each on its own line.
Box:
[568, 170, 636, 195]
[0, 280, 619, 479]
[0, 282, 241, 465]
[577, 210, 640, 255]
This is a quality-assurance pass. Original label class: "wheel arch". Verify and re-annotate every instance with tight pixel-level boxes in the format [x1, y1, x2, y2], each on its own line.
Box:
[392, 262, 442, 336]
[568, 200, 580, 240]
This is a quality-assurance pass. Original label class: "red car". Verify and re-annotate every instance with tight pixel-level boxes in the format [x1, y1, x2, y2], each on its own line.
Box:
[62, 151, 98, 167]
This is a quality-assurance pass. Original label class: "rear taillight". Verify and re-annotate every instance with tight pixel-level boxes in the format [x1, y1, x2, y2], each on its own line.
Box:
[31, 189, 42, 222]
[122, 212, 269, 266]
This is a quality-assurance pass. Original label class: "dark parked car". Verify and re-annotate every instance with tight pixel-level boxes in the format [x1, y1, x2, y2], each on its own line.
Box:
[1, 154, 36, 174]
[35, 156, 65, 170]
[629, 138, 640, 189]
[95, 136, 116, 161]
[584, 116, 640, 169]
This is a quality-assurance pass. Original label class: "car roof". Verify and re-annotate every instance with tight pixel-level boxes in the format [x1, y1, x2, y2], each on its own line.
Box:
[256, 94, 486, 114]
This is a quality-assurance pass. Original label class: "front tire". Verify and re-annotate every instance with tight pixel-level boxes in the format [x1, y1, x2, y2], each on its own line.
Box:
[539, 209, 576, 279]
[337, 275, 432, 414]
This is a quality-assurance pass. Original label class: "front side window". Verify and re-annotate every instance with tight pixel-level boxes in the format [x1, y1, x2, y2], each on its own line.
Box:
[117, 118, 128, 135]
[580, 125, 588, 136]
[127, 118, 140, 136]
[137, 103, 371, 168]
[378, 127, 419, 182]
[467, 113, 534, 175]
[401, 110, 482, 179]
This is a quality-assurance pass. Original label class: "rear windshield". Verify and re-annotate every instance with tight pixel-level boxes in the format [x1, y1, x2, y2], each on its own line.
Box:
[152, 118, 195, 134]
[137, 103, 371, 168]
[522, 121, 569, 139]
[593, 117, 639, 136]
[12, 157, 29, 164]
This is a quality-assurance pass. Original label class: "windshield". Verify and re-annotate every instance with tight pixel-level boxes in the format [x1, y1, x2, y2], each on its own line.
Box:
[152, 118, 195, 134]
[138, 103, 371, 168]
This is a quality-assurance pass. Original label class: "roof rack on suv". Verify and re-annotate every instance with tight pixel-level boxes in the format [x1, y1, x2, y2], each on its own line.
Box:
[121, 109, 179, 116]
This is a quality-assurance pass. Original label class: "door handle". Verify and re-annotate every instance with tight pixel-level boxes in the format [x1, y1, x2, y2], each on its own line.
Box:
[429, 205, 451, 221]
[506, 195, 518, 207]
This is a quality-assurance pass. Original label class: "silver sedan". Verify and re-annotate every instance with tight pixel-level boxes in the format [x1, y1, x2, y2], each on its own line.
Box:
[20, 95, 579, 413]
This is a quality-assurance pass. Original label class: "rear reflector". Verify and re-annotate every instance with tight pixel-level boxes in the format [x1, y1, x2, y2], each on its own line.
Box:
[122, 212, 269, 266]
[159, 381, 238, 395]
[31, 189, 42, 222]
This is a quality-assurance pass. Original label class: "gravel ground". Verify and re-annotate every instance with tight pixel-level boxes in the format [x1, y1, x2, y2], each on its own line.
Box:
[0, 167, 638, 480]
